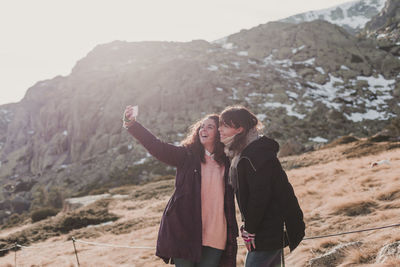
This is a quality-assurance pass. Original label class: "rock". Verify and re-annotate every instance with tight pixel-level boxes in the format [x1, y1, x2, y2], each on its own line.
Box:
[309, 241, 363, 267]
[13, 179, 37, 193]
[364, 0, 400, 34]
[63, 193, 111, 212]
[279, 140, 304, 157]
[376, 241, 400, 263]
[281, 0, 384, 34]
[368, 131, 392, 142]
[10, 197, 30, 214]
[313, 73, 328, 84]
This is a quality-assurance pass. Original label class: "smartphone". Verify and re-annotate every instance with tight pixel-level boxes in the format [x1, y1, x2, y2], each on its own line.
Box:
[131, 105, 138, 117]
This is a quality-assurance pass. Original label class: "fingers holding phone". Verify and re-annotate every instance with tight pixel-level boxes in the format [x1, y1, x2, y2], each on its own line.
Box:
[123, 105, 138, 129]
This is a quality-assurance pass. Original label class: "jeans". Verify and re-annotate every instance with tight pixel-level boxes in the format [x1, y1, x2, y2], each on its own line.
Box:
[174, 246, 223, 267]
[245, 249, 282, 267]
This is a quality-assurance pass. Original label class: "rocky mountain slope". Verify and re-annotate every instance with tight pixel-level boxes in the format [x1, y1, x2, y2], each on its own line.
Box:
[0, 1, 400, 219]
[361, 0, 400, 58]
[281, 0, 386, 34]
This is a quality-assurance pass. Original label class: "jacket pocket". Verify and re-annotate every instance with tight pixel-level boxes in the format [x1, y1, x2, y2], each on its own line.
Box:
[165, 193, 185, 216]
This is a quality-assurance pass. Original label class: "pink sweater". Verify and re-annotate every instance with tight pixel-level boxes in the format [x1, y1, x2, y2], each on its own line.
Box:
[201, 155, 227, 250]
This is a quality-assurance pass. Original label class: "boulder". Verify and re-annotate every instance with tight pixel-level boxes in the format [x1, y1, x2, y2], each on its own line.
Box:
[376, 241, 400, 263]
[63, 193, 111, 212]
[279, 140, 304, 157]
[309, 241, 362, 267]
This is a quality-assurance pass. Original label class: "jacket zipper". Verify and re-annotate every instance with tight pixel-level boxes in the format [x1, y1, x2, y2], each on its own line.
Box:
[194, 168, 203, 249]
[235, 156, 257, 223]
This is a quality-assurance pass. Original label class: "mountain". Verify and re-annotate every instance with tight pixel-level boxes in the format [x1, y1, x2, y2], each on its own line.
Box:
[361, 0, 400, 57]
[1, 1, 400, 219]
[281, 0, 386, 34]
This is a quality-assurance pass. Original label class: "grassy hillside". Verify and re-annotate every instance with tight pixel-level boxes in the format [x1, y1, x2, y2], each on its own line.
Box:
[1, 139, 400, 266]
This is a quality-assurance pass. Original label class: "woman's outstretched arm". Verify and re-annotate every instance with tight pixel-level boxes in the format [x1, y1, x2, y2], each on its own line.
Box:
[126, 121, 187, 167]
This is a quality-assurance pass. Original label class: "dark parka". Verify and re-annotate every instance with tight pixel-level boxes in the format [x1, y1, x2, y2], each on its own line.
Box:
[127, 122, 238, 266]
[236, 136, 305, 251]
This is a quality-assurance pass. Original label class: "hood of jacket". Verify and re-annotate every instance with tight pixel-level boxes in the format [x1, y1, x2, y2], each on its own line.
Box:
[240, 136, 280, 171]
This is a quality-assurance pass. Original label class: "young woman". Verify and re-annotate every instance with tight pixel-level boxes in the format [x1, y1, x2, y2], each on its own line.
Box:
[123, 106, 238, 267]
[218, 106, 305, 267]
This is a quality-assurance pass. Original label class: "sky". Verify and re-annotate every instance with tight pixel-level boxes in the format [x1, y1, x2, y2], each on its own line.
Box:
[0, 0, 352, 105]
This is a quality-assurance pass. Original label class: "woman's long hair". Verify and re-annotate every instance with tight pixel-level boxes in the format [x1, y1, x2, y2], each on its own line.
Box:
[220, 106, 263, 152]
[181, 114, 225, 165]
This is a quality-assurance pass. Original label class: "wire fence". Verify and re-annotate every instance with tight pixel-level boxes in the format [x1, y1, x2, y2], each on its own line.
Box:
[1, 222, 399, 266]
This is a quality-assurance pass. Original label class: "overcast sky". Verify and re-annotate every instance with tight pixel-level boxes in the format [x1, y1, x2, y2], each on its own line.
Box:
[0, 0, 352, 105]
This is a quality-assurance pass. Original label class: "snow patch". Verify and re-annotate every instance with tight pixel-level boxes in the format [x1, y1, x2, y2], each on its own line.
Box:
[297, 58, 315, 65]
[292, 45, 306, 54]
[377, 33, 387, 39]
[238, 51, 248, 56]
[276, 68, 298, 78]
[356, 74, 395, 93]
[214, 38, 237, 50]
[287, 91, 299, 98]
[262, 102, 306, 119]
[216, 87, 223, 92]
[316, 67, 325, 74]
[248, 73, 260, 78]
[134, 158, 147, 165]
[207, 65, 218, 71]
[282, 0, 386, 30]
[303, 100, 314, 108]
[345, 110, 389, 122]
[305, 74, 345, 110]
[263, 55, 293, 67]
[249, 92, 263, 97]
[231, 62, 240, 68]
[230, 88, 239, 100]
[309, 137, 328, 143]
[223, 43, 235, 49]
[256, 114, 267, 121]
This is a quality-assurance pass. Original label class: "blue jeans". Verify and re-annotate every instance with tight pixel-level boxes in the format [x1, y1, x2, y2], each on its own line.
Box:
[245, 249, 282, 267]
[174, 246, 223, 267]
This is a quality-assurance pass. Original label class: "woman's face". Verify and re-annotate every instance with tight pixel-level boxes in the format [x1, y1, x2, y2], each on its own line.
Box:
[218, 122, 243, 142]
[199, 118, 218, 148]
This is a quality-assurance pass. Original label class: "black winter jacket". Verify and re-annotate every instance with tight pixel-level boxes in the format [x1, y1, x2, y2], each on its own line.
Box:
[236, 136, 305, 251]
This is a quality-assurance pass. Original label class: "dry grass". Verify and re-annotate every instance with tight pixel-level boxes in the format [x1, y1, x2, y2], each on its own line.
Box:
[281, 139, 400, 170]
[0, 143, 399, 266]
[284, 146, 400, 266]
[331, 199, 378, 217]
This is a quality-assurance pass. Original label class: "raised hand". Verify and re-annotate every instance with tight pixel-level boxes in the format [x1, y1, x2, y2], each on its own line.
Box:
[240, 225, 256, 252]
[122, 105, 138, 129]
